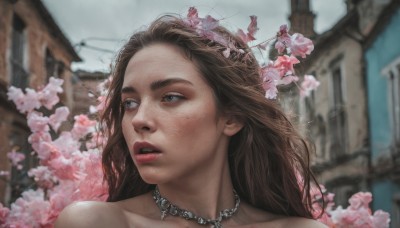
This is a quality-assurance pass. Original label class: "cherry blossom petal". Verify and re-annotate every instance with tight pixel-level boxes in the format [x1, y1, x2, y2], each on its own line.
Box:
[289, 33, 314, 58]
[49, 106, 70, 131]
[300, 75, 320, 97]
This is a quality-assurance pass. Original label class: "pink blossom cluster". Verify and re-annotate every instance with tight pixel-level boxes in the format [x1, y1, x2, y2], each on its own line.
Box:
[310, 186, 391, 228]
[1, 77, 108, 227]
[6, 150, 25, 170]
[7, 77, 64, 113]
[259, 24, 317, 99]
[182, 7, 319, 99]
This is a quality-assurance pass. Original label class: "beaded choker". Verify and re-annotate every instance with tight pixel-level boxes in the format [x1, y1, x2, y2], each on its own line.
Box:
[153, 186, 240, 228]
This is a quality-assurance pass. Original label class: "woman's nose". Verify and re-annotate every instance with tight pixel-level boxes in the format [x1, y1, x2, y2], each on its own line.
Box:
[131, 103, 156, 133]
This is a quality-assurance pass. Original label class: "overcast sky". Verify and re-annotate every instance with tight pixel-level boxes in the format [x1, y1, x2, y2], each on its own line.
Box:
[41, 0, 347, 72]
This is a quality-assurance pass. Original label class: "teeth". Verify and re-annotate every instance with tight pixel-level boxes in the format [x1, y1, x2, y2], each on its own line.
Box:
[140, 148, 155, 153]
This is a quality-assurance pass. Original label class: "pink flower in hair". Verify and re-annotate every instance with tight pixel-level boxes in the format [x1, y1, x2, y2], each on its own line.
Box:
[273, 54, 300, 77]
[260, 62, 280, 99]
[237, 15, 259, 43]
[184, 7, 200, 28]
[275, 24, 291, 54]
[289, 33, 314, 58]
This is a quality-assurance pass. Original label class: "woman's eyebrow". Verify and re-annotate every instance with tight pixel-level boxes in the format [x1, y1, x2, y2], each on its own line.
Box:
[121, 86, 136, 94]
[150, 78, 193, 91]
[121, 78, 193, 95]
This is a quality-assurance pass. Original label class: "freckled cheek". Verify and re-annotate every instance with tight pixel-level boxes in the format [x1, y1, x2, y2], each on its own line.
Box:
[168, 112, 216, 140]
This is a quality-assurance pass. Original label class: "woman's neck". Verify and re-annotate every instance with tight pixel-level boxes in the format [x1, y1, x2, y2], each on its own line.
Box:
[155, 157, 235, 220]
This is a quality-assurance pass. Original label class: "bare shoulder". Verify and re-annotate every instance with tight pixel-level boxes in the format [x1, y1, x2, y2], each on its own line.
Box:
[280, 217, 328, 228]
[235, 202, 327, 228]
[54, 201, 129, 228]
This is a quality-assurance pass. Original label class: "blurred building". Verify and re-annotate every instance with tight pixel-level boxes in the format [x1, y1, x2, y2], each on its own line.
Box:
[289, 0, 369, 206]
[290, 2, 400, 222]
[364, 0, 400, 225]
[72, 70, 109, 117]
[0, 0, 80, 204]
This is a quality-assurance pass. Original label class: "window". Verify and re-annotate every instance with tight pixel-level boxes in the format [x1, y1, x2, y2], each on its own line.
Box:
[382, 57, 400, 146]
[45, 49, 65, 81]
[328, 58, 348, 159]
[10, 14, 28, 88]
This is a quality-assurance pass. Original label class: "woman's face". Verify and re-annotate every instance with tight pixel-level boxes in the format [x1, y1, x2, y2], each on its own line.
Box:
[121, 43, 239, 185]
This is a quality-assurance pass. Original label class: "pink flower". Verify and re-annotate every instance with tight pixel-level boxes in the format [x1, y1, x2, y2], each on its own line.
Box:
[289, 33, 314, 58]
[4, 189, 51, 227]
[0, 170, 10, 177]
[273, 54, 300, 77]
[27, 111, 50, 133]
[52, 132, 81, 157]
[0, 203, 10, 224]
[28, 166, 57, 189]
[7, 150, 25, 169]
[7, 87, 41, 113]
[7, 86, 24, 110]
[71, 114, 96, 139]
[28, 132, 53, 160]
[300, 75, 320, 97]
[280, 75, 299, 85]
[184, 7, 200, 28]
[47, 182, 75, 223]
[373, 210, 390, 228]
[38, 77, 64, 110]
[22, 88, 41, 113]
[349, 192, 372, 210]
[275, 24, 291, 54]
[260, 62, 280, 99]
[51, 132, 80, 158]
[237, 15, 258, 43]
[48, 155, 81, 180]
[49, 106, 70, 131]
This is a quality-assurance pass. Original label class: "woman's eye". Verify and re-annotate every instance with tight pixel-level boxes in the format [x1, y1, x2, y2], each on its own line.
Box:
[122, 99, 139, 111]
[162, 94, 184, 103]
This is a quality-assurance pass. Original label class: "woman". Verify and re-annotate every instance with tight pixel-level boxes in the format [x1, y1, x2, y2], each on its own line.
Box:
[56, 9, 326, 228]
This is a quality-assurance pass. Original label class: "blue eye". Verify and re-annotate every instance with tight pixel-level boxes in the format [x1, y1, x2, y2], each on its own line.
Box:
[162, 94, 184, 103]
[122, 99, 139, 111]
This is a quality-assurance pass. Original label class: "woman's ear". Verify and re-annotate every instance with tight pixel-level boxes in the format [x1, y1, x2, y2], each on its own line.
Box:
[223, 115, 244, 136]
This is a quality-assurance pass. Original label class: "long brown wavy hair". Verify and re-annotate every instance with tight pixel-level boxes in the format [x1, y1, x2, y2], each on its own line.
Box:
[101, 15, 322, 218]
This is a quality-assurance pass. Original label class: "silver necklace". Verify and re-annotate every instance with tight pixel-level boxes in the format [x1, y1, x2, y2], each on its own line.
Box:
[152, 186, 240, 228]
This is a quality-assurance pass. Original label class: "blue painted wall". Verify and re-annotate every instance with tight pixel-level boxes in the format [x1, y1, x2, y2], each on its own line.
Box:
[366, 8, 400, 160]
[365, 7, 400, 218]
